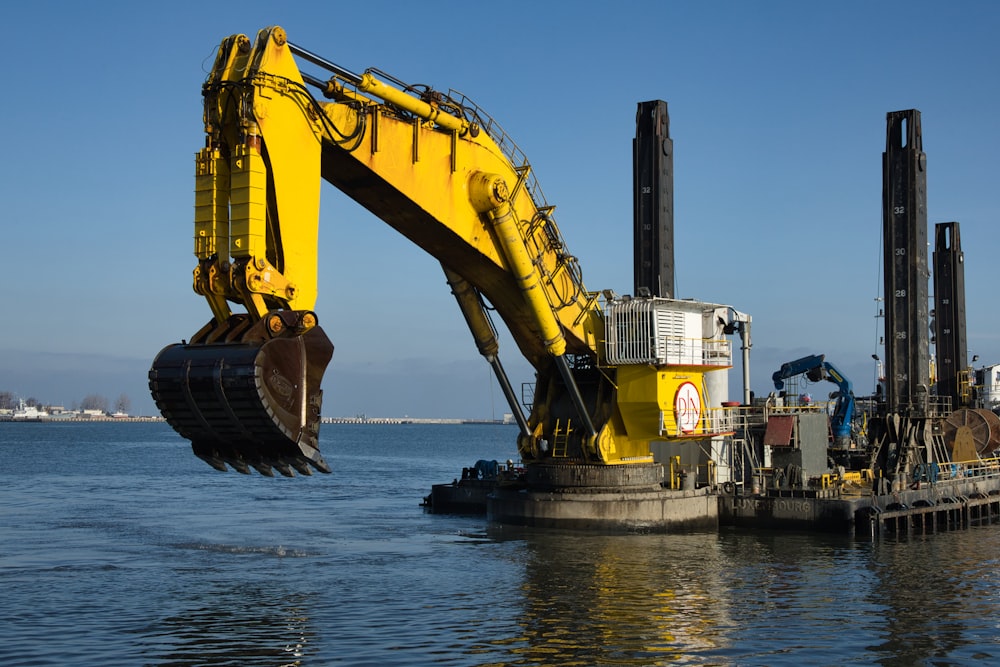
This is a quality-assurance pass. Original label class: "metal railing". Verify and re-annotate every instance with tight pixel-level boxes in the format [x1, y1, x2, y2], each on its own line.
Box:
[926, 456, 1000, 483]
[607, 334, 732, 367]
[664, 336, 732, 367]
[447, 90, 550, 212]
[660, 406, 739, 438]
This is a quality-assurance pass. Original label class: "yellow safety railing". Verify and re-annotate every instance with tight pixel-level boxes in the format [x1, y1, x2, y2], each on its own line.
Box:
[934, 456, 1000, 482]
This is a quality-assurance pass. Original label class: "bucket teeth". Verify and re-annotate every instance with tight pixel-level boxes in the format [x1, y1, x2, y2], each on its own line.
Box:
[225, 456, 252, 475]
[192, 443, 229, 472]
[251, 461, 275, 477]
[272, 460, 295, 477]
[298, 443, 331, 474]
[149, 312, 334, 477]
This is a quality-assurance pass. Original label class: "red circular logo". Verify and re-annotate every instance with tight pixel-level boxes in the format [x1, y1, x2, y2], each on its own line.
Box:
[674, 382, 701, 433]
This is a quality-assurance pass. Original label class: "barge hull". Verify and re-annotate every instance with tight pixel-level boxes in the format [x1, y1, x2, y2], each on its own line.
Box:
[488, 487, 718, 533]
[720, 475, 1000, 536]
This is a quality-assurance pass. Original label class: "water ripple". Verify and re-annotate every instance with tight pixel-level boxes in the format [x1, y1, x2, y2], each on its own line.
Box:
[6, 423, 1000, 665]
[169, 542, 315, 558]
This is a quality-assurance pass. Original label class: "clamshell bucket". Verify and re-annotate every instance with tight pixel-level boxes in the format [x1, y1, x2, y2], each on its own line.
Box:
[149, 311, 334, 476]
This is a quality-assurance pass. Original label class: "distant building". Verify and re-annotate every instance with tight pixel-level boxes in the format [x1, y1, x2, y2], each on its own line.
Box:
[978, 364, 1000, 412]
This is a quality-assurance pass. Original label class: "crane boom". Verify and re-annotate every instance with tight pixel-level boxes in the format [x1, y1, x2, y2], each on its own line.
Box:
[772, 354, 855, 447]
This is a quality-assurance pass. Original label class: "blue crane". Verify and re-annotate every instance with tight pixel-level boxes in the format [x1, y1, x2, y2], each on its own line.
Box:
[772, 354, 856, 447]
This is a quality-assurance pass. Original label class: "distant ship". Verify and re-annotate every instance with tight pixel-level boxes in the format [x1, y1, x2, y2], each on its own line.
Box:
[11, 399, 49, 421]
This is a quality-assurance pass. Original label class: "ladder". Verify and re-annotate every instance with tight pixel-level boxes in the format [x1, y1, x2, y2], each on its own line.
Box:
[731, 435, 760, 487]
[552, 419, 572, 458]
[930, 432, 951, 466]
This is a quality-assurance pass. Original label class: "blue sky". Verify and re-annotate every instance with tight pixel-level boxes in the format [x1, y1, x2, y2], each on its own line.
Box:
[3, 2, 998, 417]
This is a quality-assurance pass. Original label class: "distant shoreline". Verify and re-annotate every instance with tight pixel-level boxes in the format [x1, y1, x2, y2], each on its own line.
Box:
[1, 416, 514, 425]
[323, 417, 516, 425]
[0, 416, 165, 423]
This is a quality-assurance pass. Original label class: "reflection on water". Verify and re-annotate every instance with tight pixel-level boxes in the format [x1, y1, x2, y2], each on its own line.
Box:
[865, 531, 1000, 667]
[476, 527, 1000, 666]
[492, 530, 730, 665]
[145, 584, 314, 667]
[5, 423, 1000, 666]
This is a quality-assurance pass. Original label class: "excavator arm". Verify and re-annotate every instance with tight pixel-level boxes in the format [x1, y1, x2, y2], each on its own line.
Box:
[151, 27, 732, 475]
[149, 29, 334, 476]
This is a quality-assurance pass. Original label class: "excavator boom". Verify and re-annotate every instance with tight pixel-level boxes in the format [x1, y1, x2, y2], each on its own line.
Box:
[152, 27, 738, 475]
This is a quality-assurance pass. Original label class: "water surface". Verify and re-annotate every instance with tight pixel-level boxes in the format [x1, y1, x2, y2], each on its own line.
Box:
[2, 422, 998, 665]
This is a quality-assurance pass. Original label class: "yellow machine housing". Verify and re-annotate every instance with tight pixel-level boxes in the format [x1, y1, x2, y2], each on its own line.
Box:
[150, 26, 739, 476]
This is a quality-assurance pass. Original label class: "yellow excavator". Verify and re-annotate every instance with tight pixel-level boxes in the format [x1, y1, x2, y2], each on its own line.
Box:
[149, 27, 741, 479]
